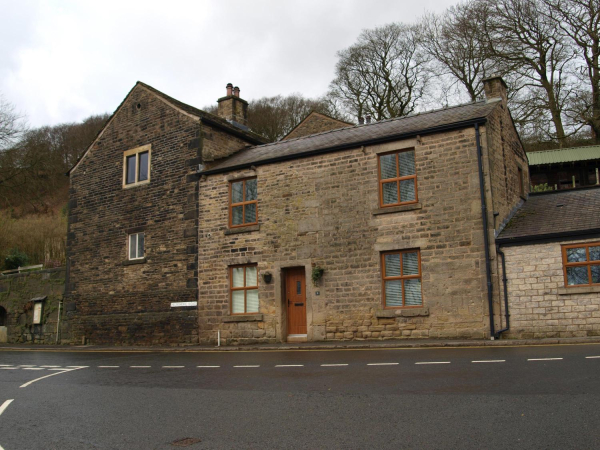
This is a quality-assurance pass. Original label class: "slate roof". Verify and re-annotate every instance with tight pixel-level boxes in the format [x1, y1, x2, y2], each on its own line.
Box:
[527, 145, 600, 166]
[497, 186, 600, 243]
[202, 99, 500, 174]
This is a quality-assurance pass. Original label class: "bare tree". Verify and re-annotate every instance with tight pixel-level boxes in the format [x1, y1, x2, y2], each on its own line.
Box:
[328, 23, 429, 121]
[543, 0, 600, 143]
[483, 0, 577, 146]
[0, 94, 27, 151]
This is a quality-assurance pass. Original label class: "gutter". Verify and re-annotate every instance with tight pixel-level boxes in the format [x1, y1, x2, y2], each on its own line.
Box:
[495, 246, 510, 337]
[496, 228, 600, 247]
[201, 118, 488, 176]
[474, 123, 495, 339]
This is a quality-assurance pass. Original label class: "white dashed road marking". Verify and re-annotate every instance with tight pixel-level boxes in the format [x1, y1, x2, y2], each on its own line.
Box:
[98, 366, 120, 368]
[0, 399, 14, 417]
[585, 356, 600, 359]
[527, 358, 563, 361]
[367, 363, 399, 366]
[197, 366, 220, 368]
[40, 365, 61, 368]
[0, 368, 17, 370]
[275, 365, 304, 367]
[234, 365, 260, 368]
[130, 366, 151, 368]
[22, 368, 44, 371]
[162, 366, 185, 369]
[472, 360, 506, 363]
[415, 362, 451, 365]
[321, 364, 349, 367]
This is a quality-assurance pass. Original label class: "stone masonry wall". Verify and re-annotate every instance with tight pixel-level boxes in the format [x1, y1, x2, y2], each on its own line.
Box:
[503, 239, 600, 339]
[0, 268, 69, 344]
[67, 85, 201, 345]
[198, 126, 494, 345]
[283, 113, 350, 141]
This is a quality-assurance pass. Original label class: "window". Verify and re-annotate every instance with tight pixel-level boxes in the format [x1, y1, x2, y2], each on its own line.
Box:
[562, 242, 600, 287]
[378, 149, 417, 208]
[229, 178, 258, 227]
[123, 145, 151, 187]
[230, 265, 259, 314]
[129, 233, 145, 260]
[381, 249, 422, 307]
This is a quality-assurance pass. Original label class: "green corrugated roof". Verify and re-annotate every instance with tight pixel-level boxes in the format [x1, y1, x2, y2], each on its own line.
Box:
[527, 145, 600, 165]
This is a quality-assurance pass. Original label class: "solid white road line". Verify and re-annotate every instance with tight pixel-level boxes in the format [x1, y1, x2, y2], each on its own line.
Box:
[321, 364, 349, 367]
[472, 360, 506, 363]
[197, 366, 220, 368]
[527, 358, 563, 361]
[275, 365, 304, 367]
[0, 399, 14, 417]
[367, 363, 399, 366]
[234, 365, 260, 368]
[415, 362, 451, 365]
[98, 366, 120, 368]
[162, 366, 185, 368]
[20, 367, 85, 389]
[585, 356, 600, 359]
[130, 366, 151, 368]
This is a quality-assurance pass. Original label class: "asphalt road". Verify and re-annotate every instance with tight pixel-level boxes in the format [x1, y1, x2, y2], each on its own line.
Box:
[1, 344, 600, 449]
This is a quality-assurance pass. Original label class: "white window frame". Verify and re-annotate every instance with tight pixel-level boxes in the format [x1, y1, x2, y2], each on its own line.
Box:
[129, 232, 145, 260]
[123, 144, 151, 188]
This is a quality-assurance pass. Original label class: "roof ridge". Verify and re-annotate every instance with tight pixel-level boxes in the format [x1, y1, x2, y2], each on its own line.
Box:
[254, 99, 491, 149]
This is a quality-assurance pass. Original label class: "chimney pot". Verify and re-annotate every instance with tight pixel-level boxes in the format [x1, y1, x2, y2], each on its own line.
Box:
[233, 86, 240, 97]
[226, 83, 233, 96]
[358, 116, 364, 125]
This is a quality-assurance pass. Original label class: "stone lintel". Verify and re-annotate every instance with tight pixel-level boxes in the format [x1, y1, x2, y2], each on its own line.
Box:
[558, 286, 600, 295]
[225, 224, 260, 235]
[375, 307, 429, 318]
[372, 202, 422, 216]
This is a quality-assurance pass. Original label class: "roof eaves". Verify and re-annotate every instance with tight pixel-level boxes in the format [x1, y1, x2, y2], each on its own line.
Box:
[496, 228, 600, 246]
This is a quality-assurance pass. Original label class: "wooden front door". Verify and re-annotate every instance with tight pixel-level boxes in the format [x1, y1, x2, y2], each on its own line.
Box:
[285, 268, 307, 335]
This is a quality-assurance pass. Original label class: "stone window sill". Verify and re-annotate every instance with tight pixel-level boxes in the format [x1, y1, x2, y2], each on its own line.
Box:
[558, 286, 600, 295]
[372, 202, 422, 216]
[223, 314, 264, 323]
[375, 307, 429, 318]
[224, 224, 260, 235]
[122, 258, 147, 266]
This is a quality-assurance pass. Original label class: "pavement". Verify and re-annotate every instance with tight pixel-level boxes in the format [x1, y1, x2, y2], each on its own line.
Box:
[3, 335, 600, 352]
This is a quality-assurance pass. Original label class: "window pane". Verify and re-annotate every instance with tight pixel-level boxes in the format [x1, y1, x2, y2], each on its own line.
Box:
[400, 179, 416, 202]
[404, 279, 422, 306]
[398, 151, 415, 177]
[126, 155, 136, 184]
[137, 233, 144, 258]
[402, 252, 419, 276]
[232, 267, 244, 287]
[246, 289, 259, 313]
[138, 152, 149, 181]
[567, 266, 589, 285]
[246, 266, 257, 287]
[232, 291, 245, 314]
[129, 234, 136, 259]
[245, 179, 257, 201]
[385, 280, 403, 307]
[384, 254, 401, 277]
[382, 182, 398, 205]
[380, 154, 397, 180]
[592, 265, 600, 284]
[244, 203, 257, 224]
[567, 247, 587, 263]
[232, 206, 243, 225]
[590, 246, 600, 261]
[231, 182, 243, 203]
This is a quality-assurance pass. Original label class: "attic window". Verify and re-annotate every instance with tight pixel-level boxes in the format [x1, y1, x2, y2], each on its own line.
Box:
[123, 144, 151, 188]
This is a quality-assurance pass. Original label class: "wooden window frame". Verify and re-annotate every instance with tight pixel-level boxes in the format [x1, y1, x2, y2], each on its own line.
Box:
[562, 242, 600, 287]
[381, 249, 423, 308]
[128, 232, 145, 260]
[229, 264, 259, 315]
[123, 144, 151, 188]
[229, 177, 258, 228]
[378, 149, 418, 209]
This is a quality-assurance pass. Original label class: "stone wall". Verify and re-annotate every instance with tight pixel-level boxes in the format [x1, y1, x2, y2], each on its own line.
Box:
[283, 112, 350, 141]
[502, 239, 600, 338]
[67, 84, 201, 345]
[0, 268, 68, 344]
[198, 127, 498, 345]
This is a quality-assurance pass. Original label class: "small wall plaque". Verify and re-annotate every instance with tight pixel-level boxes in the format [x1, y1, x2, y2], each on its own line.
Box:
[170, 301, 198, 308]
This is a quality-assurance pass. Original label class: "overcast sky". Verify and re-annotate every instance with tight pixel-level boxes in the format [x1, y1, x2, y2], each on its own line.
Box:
[1, 0, 456, 128]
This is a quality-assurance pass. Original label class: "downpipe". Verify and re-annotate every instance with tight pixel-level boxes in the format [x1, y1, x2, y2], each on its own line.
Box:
[495, 246, 510, 337]
[475, 124, 495, 339]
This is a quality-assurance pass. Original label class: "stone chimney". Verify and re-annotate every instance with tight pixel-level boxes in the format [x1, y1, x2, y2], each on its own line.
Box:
[217, 83, 248, 127]
[483, 76, 508, 106]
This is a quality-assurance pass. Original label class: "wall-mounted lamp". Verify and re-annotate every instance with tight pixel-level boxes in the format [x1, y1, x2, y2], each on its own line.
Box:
[262, 272, 272, 284]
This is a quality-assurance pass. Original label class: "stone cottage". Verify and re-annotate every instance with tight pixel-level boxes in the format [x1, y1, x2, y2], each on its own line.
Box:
[66, 77, 528, 345]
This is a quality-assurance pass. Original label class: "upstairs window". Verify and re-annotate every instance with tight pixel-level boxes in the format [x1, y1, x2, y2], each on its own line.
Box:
[229, 178, 258, 228]
[230, 264, 259, 314]
[123, 145, 151, 187]
[129, 233, 145, 260]
[378, 149, 417, 208]
[381, 249, 423, 307]
[562, 242, 600, 287]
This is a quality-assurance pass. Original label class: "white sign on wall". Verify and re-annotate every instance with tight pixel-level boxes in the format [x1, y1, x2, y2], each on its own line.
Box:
[170, 301, 198, 308]
[33, 303, 43, 324]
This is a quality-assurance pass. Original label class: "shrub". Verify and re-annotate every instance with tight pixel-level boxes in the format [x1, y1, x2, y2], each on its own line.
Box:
[4, 249, 29, 270]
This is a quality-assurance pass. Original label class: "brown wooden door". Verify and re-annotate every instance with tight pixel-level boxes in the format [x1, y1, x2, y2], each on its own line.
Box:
[285, 268, 307, 335]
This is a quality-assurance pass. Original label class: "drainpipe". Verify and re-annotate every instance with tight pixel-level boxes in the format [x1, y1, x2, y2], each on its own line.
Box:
[55, 300, 62, 344]
[474, 124, 495, 338]
[495, 246, 510, 337]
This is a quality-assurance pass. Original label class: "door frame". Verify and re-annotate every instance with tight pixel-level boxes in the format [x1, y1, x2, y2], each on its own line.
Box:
[283, 267, 307, 338]
[274, 262, 313, 343]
